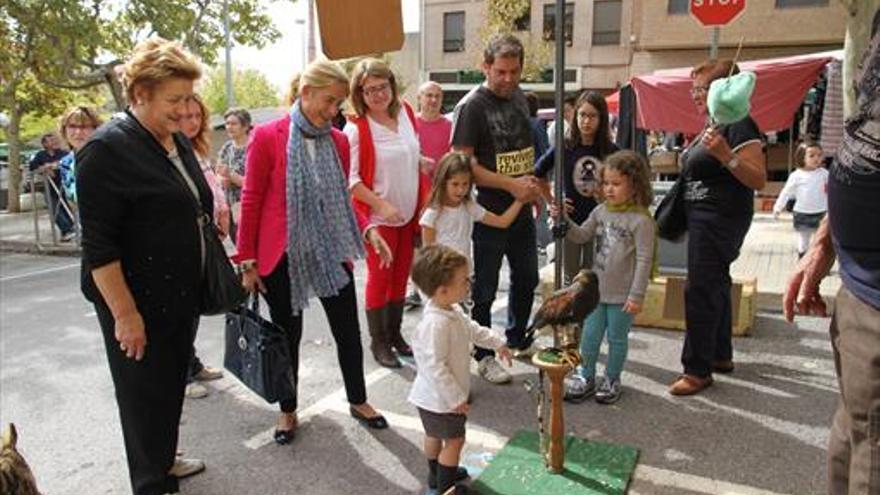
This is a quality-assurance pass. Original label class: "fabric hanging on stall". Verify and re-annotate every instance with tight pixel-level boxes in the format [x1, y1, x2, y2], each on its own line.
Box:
[819, 59, 844, 158]
[615, 84, 647, 156]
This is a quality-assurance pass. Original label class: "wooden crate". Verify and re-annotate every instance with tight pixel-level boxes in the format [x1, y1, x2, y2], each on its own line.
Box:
[633, 276, 757, 336]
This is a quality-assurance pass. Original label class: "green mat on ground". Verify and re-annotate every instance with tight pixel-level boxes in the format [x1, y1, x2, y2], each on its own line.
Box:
[471, 430, 639, 495]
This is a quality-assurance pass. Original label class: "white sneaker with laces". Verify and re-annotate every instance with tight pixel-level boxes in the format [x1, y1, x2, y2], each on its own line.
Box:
[169, 457, 205, 478]
[185, 382, 209, 399]
[477, 356, 512, 384]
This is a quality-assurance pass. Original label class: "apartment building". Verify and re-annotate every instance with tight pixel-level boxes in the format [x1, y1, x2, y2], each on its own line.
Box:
[419, 0, 846, 106]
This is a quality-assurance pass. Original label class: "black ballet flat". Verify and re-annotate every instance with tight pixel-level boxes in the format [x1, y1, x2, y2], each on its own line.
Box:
[349, 406, 389, 430]
[273, 428, 295, 445]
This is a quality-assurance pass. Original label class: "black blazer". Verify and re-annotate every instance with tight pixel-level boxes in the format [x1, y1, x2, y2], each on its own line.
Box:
[77, 110, 214, 324]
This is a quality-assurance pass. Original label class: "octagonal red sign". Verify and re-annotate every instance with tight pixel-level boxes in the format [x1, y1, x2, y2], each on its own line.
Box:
[690, 0, 746, 27]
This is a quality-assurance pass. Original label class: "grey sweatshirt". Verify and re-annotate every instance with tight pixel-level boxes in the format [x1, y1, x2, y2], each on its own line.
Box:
[566, 204, 656, 304]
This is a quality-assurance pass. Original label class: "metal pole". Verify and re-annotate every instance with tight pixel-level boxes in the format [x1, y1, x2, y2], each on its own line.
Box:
[552, 0, 566, 337]
[223, 0, 235, 108]
[709, 26, 720, 59]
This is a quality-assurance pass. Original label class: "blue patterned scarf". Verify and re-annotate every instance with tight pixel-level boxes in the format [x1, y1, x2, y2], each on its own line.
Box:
[286, 100, 365, 314]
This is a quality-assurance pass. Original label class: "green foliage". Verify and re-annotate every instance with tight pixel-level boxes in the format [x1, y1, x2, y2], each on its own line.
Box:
[201, 67, 281, 115]
[479, 0, 551, 82]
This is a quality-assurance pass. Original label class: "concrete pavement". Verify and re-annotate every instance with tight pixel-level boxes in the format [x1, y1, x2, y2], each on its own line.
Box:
[0, 252, 838, 494]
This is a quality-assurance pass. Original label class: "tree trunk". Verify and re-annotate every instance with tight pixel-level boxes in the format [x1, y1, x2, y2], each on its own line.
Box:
[104, 64, 126, 110]
[6, 106, 23, 213]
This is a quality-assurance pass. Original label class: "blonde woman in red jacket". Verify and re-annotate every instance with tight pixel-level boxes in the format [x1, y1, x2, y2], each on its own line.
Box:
[237, 59, 392, 445]
[345, 58, 427, 368]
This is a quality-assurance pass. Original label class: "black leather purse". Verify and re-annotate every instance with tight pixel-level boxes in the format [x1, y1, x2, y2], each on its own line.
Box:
[224, 296, 295, 403]
[199, 215, 247, 315]
[655, 175, 688, 242]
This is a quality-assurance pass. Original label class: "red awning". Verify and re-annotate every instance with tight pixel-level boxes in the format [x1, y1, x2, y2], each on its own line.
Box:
[606, 91, 620, 114]
[631, 51, 840, 134]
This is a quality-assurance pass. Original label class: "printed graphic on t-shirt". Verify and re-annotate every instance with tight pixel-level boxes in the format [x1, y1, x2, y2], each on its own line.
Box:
[572, 155, 601, 197]
[593, 220, 634, 272]
[496, 147, 535, 176]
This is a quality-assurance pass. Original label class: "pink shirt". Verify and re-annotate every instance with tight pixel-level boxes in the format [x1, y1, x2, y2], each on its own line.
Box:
[417, 115, 452, 179]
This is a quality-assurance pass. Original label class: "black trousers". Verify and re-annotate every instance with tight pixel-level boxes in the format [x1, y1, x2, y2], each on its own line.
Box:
[262, 256, 367, 412]
[681, 207, 751, 377]
[96, 303, 195, 495]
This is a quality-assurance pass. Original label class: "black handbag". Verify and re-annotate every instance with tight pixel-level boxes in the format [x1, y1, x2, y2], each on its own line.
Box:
[224, 296, 296, 403]
[655, 175, 688, 242]
[199, 216, 247, 315]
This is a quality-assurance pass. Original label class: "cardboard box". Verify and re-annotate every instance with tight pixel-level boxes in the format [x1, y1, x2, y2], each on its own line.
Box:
[538, 265, 756, 336]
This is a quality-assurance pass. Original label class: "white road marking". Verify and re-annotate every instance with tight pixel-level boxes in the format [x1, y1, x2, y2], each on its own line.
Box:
[0, 262, 80, 282]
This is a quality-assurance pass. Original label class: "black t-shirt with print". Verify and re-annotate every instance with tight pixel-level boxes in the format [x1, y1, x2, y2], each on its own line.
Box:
[452, 86, 536, 214]
[828, 30, 880, 309]
[534, 142, 618, 224]
[682, 116, 763, 218]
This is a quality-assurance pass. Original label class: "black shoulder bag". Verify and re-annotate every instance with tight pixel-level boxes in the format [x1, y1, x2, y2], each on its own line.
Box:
[654, 136, 699, 242]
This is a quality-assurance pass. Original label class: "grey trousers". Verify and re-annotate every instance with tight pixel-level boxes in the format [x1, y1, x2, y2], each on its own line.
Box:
[828, 285, 880, 494]
[562, 237, 593, 285]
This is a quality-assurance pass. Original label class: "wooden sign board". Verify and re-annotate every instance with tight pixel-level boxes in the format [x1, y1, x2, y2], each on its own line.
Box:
[316, 0, 405, 60]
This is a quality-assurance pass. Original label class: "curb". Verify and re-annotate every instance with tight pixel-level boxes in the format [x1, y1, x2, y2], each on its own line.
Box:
[0, 240, 81, 257]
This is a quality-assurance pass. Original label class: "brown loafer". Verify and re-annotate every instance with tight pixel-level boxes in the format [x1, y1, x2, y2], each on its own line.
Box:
[669, 374, 713, 396]
[712, 360, 735, 374]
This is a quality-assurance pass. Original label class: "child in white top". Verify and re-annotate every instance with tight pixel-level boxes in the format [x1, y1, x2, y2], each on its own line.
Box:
[408, 245, 512, 494]
[773, 142, 829, 258]
[420, 151, 524, 266]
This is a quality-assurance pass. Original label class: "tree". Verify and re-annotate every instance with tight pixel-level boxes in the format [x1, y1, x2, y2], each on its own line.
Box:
[5, 0, 286, 110]
[201, 67, 280, 115]
[478, 0, 551, 82]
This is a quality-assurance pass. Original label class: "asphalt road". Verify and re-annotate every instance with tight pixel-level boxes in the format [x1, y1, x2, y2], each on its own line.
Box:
[0, 253, 838, 495]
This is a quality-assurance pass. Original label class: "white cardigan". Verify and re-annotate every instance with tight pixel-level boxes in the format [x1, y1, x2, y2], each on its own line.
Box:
[407, 301, 506, 414]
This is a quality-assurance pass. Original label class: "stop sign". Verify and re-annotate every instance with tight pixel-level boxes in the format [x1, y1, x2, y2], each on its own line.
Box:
[690, 0, 746, 27]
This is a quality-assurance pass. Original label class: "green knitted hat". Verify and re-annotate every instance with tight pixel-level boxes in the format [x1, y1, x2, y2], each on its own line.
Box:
[707, 71, 756, 125]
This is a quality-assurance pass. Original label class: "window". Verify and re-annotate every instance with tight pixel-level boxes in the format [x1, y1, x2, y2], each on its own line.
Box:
[514, 6, 531, 31]
[543, 3, 574, 47]
[668, 0, 689, 14]
[593, 0, 622, 46]
[443, 11, 465, 52]
[775, 0, 828, 7]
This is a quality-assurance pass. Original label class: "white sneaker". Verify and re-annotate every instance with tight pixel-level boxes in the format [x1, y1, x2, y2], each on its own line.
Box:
[477, 357, 512, 384]
[185, 382, 209, 399]
[193, 366, 224, 381]
[169, 457, 205, 478]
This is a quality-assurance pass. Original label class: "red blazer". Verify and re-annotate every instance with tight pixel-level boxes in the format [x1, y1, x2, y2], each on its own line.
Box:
[235, 115, 368, 277]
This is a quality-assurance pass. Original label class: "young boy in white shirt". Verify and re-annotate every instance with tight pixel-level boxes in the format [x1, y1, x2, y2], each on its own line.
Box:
[408, 245, 513, 494]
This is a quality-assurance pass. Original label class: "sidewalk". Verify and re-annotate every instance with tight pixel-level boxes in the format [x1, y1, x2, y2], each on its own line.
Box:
[732, 212, 840, 312]
[0, 208, 80, 256]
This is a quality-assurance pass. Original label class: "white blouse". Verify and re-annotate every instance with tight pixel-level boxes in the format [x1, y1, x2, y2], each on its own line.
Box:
[345, 111, 421, 227]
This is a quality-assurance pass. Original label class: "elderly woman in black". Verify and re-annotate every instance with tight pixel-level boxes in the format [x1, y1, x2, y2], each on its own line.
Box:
[669, 59, 766, 396]
[77, 38, 209, 494]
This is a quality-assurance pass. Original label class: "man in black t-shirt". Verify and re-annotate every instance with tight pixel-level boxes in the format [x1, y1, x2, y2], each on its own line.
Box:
[29, 133, 75, 241]
[451, 33, 540, 384]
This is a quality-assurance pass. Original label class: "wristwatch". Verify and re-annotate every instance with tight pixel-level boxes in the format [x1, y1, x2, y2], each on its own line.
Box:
[725, 156, 739, 170]
[239, 259, 257, 272]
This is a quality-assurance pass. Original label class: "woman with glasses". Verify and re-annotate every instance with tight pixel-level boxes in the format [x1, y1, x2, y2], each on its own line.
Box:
[668, 59, 767, 396]
[58, 106, 103, 208]
[345, 58, 424, 368]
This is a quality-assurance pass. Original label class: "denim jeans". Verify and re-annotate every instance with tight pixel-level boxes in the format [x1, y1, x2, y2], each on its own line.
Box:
[578, 303, 633, 380]
[471, 210, 538, 361]
[44, 178, 75, 235]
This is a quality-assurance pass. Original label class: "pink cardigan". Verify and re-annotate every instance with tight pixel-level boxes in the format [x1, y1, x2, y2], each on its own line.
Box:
[235, 115, 367, 277]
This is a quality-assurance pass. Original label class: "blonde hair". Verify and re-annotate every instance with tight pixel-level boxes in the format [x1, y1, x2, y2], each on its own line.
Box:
[599, 150, 654, 208]
[348, 58, 400, 118]
[121, 37, 201, 103]
[186, 94, 211, 158]
[427, 152, 474, 209]
[411, 245, 469, 297]
[285, 73, 301, 106]
[59, 106, 103, 146]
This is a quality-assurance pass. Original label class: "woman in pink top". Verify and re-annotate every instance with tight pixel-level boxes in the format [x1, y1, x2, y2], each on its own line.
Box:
[345, 58, 424, 368]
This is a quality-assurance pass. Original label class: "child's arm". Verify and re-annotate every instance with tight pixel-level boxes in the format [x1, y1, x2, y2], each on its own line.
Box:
[624, 216, 656, 315]
[565, 208, 599, 244]
[772, 173, 799, 216]
[421, 226, 437, 245]
[420, 321, 468, 410]
[480, 200, 524, 229]
[463, 315, 511, 365]
[419, 208, 439, 245]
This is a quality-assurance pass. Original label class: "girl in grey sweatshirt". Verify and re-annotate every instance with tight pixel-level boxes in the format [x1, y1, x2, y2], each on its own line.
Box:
[560, 150, 657, 404]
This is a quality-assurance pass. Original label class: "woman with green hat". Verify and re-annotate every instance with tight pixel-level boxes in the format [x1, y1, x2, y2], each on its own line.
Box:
[668, 59, 766, 396]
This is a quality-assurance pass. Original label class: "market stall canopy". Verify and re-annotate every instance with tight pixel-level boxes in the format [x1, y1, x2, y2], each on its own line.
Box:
[316, 0, 404, 59]
[631, 50, 842, 134]
[606, 91, 620, 114]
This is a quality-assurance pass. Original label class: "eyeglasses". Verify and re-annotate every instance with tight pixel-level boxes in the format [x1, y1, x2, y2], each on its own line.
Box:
[362, 82, 391, 98]
[690, 86, 709, 96]
[65, 124, 95, 132]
